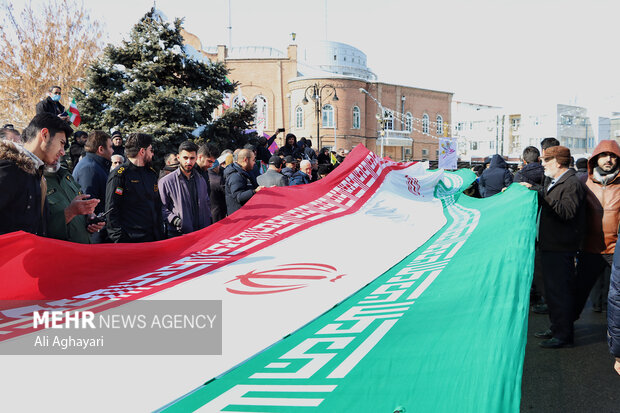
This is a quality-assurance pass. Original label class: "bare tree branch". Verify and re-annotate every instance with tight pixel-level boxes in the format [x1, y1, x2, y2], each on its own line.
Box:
[0, 0, 104, 128]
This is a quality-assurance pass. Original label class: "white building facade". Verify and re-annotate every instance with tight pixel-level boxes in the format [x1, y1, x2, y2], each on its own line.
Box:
[453, 102, 595, 161]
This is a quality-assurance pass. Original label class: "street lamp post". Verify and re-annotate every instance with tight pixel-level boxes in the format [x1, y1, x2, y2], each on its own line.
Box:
[302, 83, 338, 150]
[360, 88, 386, 157]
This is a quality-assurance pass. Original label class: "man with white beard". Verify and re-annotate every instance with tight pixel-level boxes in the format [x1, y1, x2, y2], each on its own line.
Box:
[520, 146, 586, 348]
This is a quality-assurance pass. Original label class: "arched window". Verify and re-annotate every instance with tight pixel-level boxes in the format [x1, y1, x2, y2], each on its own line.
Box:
[352, 106, 360, 129]
[436, 115, 443, 135]
[422, 113, 429, 134]
[322, 104, 334, 128]
[383, 109, 393, 130]
[295, 106, 303, 129]
[233, 95, 247, 107]
[405, 112, 413, 132]
[254, 95, 268, 130]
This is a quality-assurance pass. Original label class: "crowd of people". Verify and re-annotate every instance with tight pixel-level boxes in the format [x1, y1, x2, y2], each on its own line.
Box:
[463, 137, 620, 373]
[0, 89, 618, 375]
[0, 107, 348, 244]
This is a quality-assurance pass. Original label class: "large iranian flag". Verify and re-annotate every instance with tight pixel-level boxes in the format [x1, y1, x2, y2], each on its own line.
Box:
[0, 146, 537, 412]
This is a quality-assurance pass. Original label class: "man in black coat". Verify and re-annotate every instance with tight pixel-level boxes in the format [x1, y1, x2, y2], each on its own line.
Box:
[575, 157, 588, 181]
[72, 130, 114, 243]
[35, 86, 69, 121]
[609, 246, 620, 375]
[224, 148, 264, 215]
[514, 146, 546, 311]
[208, 161, 227, 222]
[111, 131, 125, 157]
[105, 133, 163, 243]
[514, 146, 544, 186]
[520, 146, 586, 348]
[479, 154, 513, 197]
[0, 113, 73, 236]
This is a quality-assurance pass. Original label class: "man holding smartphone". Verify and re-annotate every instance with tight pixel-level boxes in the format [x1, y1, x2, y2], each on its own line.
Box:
[36, 85, 69, 122]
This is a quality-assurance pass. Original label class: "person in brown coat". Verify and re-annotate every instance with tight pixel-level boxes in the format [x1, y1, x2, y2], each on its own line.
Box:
[574, 140, 620, 317]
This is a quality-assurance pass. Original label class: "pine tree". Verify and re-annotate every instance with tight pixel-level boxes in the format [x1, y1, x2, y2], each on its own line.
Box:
[199, 103, 256, 152]
[77, 8, 250, 163]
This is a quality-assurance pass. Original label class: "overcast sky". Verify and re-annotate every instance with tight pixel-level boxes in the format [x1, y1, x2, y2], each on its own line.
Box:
[26, 0, 620, 114]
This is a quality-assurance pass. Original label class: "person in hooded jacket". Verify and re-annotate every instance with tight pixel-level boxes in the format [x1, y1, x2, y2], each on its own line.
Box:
[317, 147, 331, 165]
[573, 140, 620, 316]
[280, 133, 302, 158]
[478, 154, 514, 197]
[514, 146, 544, 186]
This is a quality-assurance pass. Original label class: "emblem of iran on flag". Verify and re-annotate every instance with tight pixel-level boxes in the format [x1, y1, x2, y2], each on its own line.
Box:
[68, 98, 81, 127]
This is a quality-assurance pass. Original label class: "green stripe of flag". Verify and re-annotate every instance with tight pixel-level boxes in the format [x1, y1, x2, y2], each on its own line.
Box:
[160, 171, 537, 413]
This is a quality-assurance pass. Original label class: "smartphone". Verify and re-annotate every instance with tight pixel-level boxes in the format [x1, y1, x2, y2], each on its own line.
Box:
[88, 208, 113, 225]
[277, 128, 285, 133]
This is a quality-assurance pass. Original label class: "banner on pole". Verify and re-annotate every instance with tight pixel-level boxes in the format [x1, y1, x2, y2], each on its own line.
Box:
[438, 137, 458, 170]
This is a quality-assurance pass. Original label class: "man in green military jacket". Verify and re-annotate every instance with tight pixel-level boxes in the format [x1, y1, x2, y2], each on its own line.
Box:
[44, 164, 104, 243]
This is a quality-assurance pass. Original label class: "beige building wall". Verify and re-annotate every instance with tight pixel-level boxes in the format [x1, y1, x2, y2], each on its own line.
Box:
[185, 36, 453, 160]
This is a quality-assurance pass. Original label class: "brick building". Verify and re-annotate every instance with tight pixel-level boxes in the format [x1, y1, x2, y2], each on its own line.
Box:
[183, 33, 453, 161]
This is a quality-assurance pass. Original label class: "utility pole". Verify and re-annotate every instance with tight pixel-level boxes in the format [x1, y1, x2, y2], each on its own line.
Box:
[495, 115, 499, 154]
[227, 0, 232, 49]
[500, 115, 505, 156]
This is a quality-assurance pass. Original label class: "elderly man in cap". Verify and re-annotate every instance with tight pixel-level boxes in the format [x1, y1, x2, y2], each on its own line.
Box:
[521, 145, 586, 348]
[257, 155, 288, 187]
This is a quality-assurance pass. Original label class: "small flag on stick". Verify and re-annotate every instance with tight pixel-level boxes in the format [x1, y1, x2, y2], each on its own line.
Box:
[68, 98, 81, 127]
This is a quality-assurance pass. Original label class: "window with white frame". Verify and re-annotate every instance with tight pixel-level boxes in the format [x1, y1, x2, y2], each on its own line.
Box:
[436, 115, 443, 135]
[383, 109, 393, 130]
[253, 95, 268, 129]
[295, 106, 303, 129]
[405, 112, 413, 132]
[422, 148, 429, 156]
[352, 106, 360, 129]
[233, 95, 247, 107]
[422, 114, 429, 134]
[322, 104, 334, 128]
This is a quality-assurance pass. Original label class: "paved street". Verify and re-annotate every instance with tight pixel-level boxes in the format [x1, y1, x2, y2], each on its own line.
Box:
[521, 302, 619, 413]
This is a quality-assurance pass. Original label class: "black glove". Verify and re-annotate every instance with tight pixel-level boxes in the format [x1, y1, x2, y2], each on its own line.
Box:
[171, 216, 182, 230]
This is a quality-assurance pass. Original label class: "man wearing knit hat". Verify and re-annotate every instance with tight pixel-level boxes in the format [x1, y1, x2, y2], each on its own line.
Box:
[520, 145, 586, 348]
[574, 140, 620, 317]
